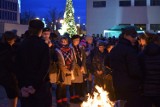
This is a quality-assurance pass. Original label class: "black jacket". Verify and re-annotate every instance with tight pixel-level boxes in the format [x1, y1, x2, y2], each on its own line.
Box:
[0, 43, 16, 80]
[49, 45, 59, 74]
[140, 43, 160, 96]
[110, 38, 143, 99]
[15, 36, 50, 89]
[92, 48, 107, 72]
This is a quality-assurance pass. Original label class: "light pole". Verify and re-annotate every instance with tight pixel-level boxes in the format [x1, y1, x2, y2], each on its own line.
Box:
[35, 17, 40, 20]
[59, 19, 64, 24]
[78, 16, 81, 25]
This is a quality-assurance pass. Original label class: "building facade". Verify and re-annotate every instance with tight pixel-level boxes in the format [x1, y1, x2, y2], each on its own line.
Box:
[0, 0, 27, 37]
[0, 0, 20, 24]
[86, 0, 160, 35]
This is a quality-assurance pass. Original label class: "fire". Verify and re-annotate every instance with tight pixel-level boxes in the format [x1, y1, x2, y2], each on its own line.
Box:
[81, 85, 114, 107]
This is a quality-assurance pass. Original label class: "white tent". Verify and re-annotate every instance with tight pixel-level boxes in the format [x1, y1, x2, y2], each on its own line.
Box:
[104, 25, 144, 38]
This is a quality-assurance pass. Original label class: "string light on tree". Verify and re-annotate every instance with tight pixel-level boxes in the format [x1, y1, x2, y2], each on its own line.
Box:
[63, 0, 77, 36]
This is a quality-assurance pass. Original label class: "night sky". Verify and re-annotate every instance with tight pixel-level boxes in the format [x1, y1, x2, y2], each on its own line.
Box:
[21, 0, 86, 24]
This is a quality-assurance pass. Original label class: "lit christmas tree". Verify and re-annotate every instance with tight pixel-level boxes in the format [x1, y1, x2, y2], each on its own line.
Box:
[64, 0, 77, 36]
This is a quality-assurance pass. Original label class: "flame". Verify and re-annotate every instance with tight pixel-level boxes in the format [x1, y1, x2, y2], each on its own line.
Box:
[81, 85, 114, 107]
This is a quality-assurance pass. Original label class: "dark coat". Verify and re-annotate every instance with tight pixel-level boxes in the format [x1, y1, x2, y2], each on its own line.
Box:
[49, 46, 58, 74]
[0, 42, 17, 81]
[85, 43, 94, 74]
[92, 48, 107, 73]
[0, 42, 19, 98]
[15, 36, 50, 89]
[109, 38, 143, 100]
[48, 45, 59, 83]
[140, 43, 160, 96]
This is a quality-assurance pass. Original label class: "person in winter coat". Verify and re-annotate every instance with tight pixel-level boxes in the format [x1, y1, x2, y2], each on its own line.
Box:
[42, 27, 58, 107]
[56, 37, 75, 107]
[15, 19, 52, 107]
[104, 42, 115, 74]
[109, 26, 145, 107]
[70, 35, 87, 104]
[42, 27, 53, 48]
[84, 36, 95, 93]
[104, 42, 116, 101]
[0, 31, 18, 107]
[139, 33, 160, 107]
[92, 41, 107, 89]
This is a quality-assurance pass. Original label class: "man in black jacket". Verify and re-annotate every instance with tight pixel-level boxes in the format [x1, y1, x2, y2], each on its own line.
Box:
[16, 19, 51, 107]
[109, 26, 145, 107]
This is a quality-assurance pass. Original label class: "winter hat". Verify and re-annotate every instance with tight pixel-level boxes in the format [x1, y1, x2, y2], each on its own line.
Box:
[97, 40, 106, 46]
[43, 27, 51, 32]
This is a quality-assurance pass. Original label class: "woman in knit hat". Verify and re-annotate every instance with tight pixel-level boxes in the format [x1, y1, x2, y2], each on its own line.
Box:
[56, 37, 75, 107]
[69, 35, 87, 104]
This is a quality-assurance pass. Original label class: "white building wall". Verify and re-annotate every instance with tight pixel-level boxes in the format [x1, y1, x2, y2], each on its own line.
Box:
[147, 6, 160, 24]
[0, 0, 20, 24]
[86, 0, 119, 35]
[86, 0, 160, 35]
[4, 23, 28, 36]
[117, 7, 148, 24]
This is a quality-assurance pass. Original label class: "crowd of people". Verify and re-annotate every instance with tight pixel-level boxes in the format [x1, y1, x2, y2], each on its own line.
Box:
[0, 19, 160, 107]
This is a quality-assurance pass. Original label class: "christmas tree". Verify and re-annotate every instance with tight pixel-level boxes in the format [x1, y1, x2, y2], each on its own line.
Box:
[64, 0, 77, 36]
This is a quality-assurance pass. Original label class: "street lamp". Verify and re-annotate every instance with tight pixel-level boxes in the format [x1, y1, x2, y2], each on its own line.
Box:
[76, 24, 80, 27]
[35, 17, 40, 20]
[60, 19, 64, 24]
[78, 16, 80, 24]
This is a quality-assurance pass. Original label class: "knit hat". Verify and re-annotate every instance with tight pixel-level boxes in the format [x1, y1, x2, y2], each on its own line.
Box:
[97, 40, 106, 46]
[43, 27, 51, 32]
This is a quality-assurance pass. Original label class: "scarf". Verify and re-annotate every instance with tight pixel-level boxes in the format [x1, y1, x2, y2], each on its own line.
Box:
[60, 45, 72, 70]
[74, 45, 82, 67]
